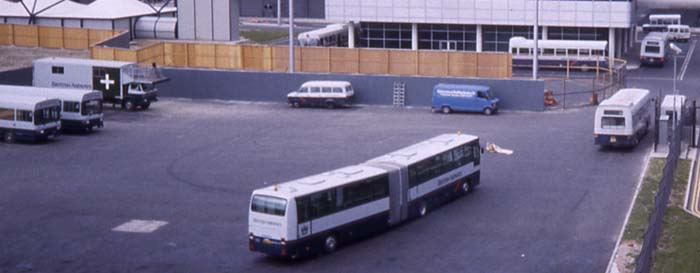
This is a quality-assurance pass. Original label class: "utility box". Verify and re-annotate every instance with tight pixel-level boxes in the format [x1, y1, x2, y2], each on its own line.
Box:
[661, 94, 686, 125]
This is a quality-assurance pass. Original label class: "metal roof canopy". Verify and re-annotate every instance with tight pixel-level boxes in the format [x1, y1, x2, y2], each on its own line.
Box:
[0, 0, 176, 20]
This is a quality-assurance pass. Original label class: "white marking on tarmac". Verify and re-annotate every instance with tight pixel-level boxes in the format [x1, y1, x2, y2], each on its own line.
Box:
[112, 220, 168, 233]
[679, 39, 696, 80]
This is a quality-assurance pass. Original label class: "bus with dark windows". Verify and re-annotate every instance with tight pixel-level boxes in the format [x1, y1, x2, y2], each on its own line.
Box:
[0, 95, 61, 143]
[248, 133, 481, 259]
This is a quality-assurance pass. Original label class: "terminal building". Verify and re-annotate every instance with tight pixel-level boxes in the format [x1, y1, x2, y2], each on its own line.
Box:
[325, 0, 636, 58]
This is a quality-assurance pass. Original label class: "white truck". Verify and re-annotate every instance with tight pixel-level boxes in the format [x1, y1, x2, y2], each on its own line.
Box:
[33, 57, 167, 111]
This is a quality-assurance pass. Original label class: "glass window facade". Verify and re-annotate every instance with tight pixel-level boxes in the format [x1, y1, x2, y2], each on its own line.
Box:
[417, 24, 477, 51]
[548, 27, 609, 41]
[483, 26, 541, 52]
[358, 22, 413, 49]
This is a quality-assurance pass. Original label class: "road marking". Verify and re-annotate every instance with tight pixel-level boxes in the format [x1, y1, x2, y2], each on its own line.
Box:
[112, 219, 168, 233]
[679, 39, 696, 80]
[626, 77, 675, 81]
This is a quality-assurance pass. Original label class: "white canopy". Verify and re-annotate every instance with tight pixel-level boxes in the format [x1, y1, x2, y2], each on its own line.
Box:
[0, 0, 176, 20]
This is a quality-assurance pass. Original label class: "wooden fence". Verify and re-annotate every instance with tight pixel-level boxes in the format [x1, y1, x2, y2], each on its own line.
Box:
[92, 42, 512, 78]
[0, 24, 119, 50]
[0, 24, 511, 78]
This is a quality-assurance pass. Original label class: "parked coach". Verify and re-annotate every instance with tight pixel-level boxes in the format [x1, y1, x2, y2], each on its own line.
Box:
[287, 81, 354, 109]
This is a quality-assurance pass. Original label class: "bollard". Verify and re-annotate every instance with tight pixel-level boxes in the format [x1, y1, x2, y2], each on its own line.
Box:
[590, 91, 599, 105]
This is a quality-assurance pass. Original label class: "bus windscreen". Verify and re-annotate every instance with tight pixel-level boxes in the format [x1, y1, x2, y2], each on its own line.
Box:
[251, 195, 287, 216]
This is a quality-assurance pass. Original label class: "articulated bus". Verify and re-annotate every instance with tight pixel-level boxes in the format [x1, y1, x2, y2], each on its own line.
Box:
[0, 85, 104, 132]
[509, 37, 609, 69]
[0, 95, 61, 143]
[249, 133, 481, 258]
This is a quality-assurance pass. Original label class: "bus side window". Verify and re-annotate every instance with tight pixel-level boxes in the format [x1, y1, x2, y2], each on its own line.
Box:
[0, 108, 14, 121]
[298, 87, 308, 93]
[296, 196, 310, 223]
[332, 87, 343, 93]
[310, 87, 321, 93]
[473, 143, 481, 165]
[322, 87, 332, 93]
[310, 189, 336, 219]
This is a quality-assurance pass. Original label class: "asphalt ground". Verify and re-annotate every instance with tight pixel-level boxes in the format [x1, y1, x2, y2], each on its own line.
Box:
[0, 98, 649, 273]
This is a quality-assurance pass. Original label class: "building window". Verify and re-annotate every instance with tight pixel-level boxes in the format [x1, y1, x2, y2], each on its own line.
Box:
[483, 26, 541, 52]
[51, 66, 64, 74]
[358, 22, 413, 49]
[548, 27, 608, 41]
[417, 24, 477, 51]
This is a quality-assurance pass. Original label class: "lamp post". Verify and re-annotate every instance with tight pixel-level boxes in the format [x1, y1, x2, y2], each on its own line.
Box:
[533, 0, 539, 80]
[669, 43, 682, 130]
[288, 0, 294, 73]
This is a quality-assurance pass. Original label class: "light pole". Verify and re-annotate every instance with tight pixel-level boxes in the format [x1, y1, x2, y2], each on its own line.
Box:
[533, 0, 539, 80]
[669, 43, 682, 130]
[288, 0, 294, 73]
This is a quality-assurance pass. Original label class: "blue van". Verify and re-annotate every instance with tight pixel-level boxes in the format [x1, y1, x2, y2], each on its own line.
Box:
[431, 84, 499, 115]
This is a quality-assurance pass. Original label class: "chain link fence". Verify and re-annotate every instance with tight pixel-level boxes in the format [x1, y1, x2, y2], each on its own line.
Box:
[539, 60, 627, 110]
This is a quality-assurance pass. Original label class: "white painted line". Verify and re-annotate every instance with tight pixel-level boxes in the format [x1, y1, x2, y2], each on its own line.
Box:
[112, 219, 168, 233]
[605, 147, 652, 273]
[683, 144, 697, 211]
[679, 39, 696, 80]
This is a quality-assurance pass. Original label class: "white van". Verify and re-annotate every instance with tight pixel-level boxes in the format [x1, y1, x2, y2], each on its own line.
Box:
[666, 25, 691, 42]
[287, 81, 354, 108]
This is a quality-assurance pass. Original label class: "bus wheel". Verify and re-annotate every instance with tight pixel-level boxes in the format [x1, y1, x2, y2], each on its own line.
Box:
[483, 108, 493, 115]
[123, 100, 135, 111]
[3, 131, 14, 143]
[292, 101, 300, 108]
[324, 235, 337, 253]
[441, 106, 451, 114]
[326, 102, 335, 109]
[418, 202, 428, 217]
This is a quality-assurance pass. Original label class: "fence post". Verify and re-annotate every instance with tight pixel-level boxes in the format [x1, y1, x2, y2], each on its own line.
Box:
[563, 79, 567, 110]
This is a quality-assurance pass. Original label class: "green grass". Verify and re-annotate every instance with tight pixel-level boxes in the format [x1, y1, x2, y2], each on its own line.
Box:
[623, 158, 666, 242]
[240, 30, 290, 43]
[620, 158, 697, 272]
[652, 160, 700, 273]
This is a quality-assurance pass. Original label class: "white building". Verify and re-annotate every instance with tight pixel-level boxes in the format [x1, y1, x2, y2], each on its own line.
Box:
[326, 0, 635, 58]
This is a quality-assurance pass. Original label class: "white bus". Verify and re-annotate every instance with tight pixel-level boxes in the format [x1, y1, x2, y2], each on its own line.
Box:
[249, 133, 481, 258]
[643, 14, 682, 32]
[0, 85, 104, 132]
[666, 25, 691, 42]
[509, 37, 609, 69]
[594, 88, 653, 147]
[640, 32, 670, 66]
[0, 95, 61, 143]
[298, 24, 348, 47]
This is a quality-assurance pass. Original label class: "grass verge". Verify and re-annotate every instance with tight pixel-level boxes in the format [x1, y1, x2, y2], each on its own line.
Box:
[240, 30, 289, 43]
[618, 158, 697, 272]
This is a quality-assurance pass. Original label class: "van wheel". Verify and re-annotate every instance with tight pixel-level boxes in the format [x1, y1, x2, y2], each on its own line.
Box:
[483, 108, 493, 115]
[326, 102, 335, 109]
[324, 235, 338, 253]
[123, 100, 135, 111]
[418, 201, 428, 217]
[441, 106, 451, 114]
[4, 131, 15, 143]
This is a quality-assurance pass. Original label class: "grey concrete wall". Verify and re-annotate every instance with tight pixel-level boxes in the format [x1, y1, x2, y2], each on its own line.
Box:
[96, 31, 130, 49]
[194, 0, 213, 40]
[177, 0, 196, 39]
[157, 69, 544, 111]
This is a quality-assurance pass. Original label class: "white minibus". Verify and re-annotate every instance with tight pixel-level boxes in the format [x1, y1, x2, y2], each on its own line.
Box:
[0, 95, 61, 143]
[0, 85, 103, 132]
